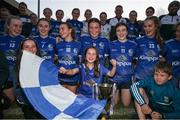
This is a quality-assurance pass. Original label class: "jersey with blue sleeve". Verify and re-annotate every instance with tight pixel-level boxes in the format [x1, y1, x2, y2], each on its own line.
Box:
[130, 77, 180, 119]
[127, 22, 140, 40]
[50, 20, 61, 37]
[79, 36, 109, 64]
[30, 25, 39, 37]
[134, 36, 160, 80]
[56, 40, 81, 83]
[0, 35, 24, 66]
[163, 39, 180, 77]
[67, 19, 83, 39]
[77, 64, 109, 98]
[34, 35, 56, 62]
[109, 40, 137, 83]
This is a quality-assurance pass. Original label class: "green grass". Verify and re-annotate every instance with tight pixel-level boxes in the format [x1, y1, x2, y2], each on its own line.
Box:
[3, 100, 138, 119]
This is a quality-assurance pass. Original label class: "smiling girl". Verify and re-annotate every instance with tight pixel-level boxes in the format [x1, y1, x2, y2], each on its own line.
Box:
[59, 47, 116, 97]
[134, 16, 163, 80]
[34, 18, 56, 63]
[56, 22, 81, 93]
[109, 23, 137, 107]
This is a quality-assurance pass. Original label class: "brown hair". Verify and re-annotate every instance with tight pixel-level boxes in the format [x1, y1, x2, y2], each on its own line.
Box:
[144, 16, 164, 49]
[154, 61, 172, 76]
[84, 46, 100, 77]
[60, 22, 76, 40]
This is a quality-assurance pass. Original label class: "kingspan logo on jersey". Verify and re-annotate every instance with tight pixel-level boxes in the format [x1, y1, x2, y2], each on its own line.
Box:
[139, 50, 158, 62]
[6, 49, 16, 61]
[59, 55, 76, 65]
[41, 50, 51, 60]
[116, 55, 131, 66]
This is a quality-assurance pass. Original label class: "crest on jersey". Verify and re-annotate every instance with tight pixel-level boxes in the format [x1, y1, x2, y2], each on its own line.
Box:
[73, 48, 78, 54]
[128, 49, 134, 56]
[48, 44, 54, 51]
[99, 42, 104, 49]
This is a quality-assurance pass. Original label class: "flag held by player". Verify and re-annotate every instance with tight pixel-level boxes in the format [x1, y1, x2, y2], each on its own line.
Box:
[19, 51, 106, 119]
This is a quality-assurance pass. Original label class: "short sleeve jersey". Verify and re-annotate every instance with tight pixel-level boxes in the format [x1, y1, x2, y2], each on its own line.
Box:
[34, 35, 56, 62]
[109, 40, 137, 83]
[0, 35, 24, 66]
[134, 36, 160, 79]
[77, 64, 109, 98]
[56, 40, 81, 83]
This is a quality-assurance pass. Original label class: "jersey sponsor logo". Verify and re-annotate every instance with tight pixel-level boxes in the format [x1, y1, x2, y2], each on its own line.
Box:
[6, 50, 16, 61]
[139, 55, 158, 62]
[116, 55, 131, 66]
[42, 56, 52, 60]
[172, 61, 180, 66]
[117, 62, 131, 66]
[117, 55, 127, 62]
[83, 80, 95, 87]
[59, 55, 76, 65]
[139, 50, 158, 61]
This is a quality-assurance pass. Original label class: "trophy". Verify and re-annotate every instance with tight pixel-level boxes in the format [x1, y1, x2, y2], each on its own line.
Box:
[92, 83, 117, 115]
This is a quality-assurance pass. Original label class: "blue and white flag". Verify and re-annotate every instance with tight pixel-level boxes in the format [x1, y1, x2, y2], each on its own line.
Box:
[19, 51, 106, 119]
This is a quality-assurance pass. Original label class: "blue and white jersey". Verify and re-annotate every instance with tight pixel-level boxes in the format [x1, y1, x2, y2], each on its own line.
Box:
[30, 24, 39, 37]
[77, 64, 109, 98]
[109, 40, 137, 83]
[101, 23, 111, 40]
[127, 22, 140, 40]
[79, 36, 109, 64]
[67, 19, 83, 39]
[56, 40, 81, 83]
[134, 36, 160, 80]
[163, 39, 180, 77]
[50, 20, 61, 37]
[34, 35, 56, 62]
[0, 35, 24, 66]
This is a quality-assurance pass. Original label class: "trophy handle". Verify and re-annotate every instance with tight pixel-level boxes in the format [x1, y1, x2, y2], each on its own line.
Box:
[109, 83, 117, 115]
[92, 83, 99, 100]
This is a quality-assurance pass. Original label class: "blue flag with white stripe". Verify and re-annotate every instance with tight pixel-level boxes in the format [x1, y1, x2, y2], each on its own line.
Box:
[19, 51, 106, 119]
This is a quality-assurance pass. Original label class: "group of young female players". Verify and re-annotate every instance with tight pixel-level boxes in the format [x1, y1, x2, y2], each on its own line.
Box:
[0, 9, 180, 118]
